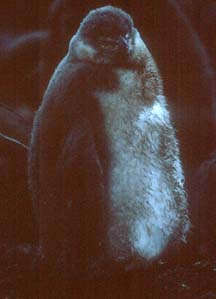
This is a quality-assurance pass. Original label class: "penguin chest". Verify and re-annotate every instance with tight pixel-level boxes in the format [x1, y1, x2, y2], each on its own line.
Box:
[94, 69, 179, 260]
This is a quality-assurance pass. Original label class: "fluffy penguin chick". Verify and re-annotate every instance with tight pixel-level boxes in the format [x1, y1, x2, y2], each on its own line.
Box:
[29, 6, 190, 268]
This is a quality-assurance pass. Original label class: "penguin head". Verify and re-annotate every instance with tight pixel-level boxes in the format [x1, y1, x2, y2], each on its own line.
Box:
[70, 6, 137, 64]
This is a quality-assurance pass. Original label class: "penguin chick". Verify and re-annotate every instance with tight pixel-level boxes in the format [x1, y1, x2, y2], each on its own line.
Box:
[29, 5, 190, 273]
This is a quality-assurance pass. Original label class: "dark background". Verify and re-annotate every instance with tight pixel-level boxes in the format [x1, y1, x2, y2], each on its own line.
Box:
[0, 1, 216, 298]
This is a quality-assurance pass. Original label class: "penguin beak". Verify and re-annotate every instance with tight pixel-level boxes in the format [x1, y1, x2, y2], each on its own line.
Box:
[120, 36, 129, 47]
[119, 35, 129, 51]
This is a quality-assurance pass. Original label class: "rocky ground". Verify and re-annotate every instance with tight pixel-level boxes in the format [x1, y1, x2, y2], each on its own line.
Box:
[1, 251, 216, 298]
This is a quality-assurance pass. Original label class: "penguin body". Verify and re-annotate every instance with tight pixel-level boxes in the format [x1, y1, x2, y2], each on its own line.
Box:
[29, 6, 190, 273]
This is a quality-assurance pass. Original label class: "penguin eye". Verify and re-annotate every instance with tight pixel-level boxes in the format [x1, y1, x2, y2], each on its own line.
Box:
[102, 37, 114, 43]
[99, 36, 116, 46]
